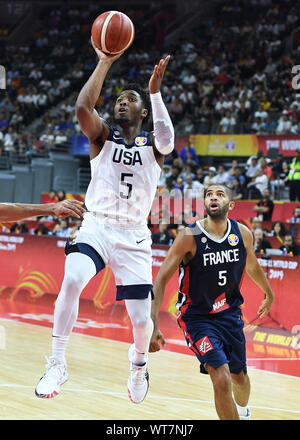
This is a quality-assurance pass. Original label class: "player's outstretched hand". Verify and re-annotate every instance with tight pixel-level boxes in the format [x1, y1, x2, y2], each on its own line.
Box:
[149, 327, 166, 352]
[91, 36, 124, 63]
[257, 296, 274, 319]
[52, 200, 86, 219]
[149, 55, 171, 94]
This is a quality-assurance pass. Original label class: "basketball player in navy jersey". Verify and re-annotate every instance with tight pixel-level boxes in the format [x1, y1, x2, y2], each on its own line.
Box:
[150, 184, 275, 420]
[35, 38, 174, 403]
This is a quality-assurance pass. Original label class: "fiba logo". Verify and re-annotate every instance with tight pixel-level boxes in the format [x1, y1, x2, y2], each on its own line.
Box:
[135, 137, 147, 147]
[0, 65, 6, 89]
[228, 234, 239, 246]
[225, 139, 236, 152]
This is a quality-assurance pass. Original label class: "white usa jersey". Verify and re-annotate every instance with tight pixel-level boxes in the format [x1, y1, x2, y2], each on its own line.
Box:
[84, 126, 161, 227]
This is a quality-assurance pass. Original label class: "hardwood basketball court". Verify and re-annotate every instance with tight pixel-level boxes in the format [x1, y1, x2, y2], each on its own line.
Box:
[0, 309, 299, 420]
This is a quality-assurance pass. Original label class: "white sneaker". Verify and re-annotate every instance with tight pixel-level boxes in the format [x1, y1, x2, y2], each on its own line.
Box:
[238, 406, 251, 420]
[35, 356, 69, 398]
[127, 344, 149, 404]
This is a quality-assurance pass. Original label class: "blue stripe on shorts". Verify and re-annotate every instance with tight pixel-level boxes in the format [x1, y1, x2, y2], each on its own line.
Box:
[65, 241, 105, 274]
[116, 285, 153, 301]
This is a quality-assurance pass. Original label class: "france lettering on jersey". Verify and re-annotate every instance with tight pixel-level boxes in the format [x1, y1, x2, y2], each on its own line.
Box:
[177, 218, 247, 316]
[84, 126, 161, 226]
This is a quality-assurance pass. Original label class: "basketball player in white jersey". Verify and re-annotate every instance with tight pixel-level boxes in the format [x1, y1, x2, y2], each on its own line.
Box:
[35, 38, 174, 403]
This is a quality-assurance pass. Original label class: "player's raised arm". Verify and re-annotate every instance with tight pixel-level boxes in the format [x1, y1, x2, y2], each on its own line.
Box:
[150, 228, 195, 352]
[148, 55, 175, 159]
[75, 38, 123, 157]
[0, 200, 85, 222]
[239, 223, 275, 318]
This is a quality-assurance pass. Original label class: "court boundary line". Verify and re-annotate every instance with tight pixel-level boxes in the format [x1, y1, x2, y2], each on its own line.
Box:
[0, 382, 299, 416]
[1, 316, 300, 381]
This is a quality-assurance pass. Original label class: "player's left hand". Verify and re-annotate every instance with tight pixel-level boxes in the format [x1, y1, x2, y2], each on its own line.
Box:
[149, 328, 166, 352]
[257, 296, 274, 319]
[149, 55, 171, 94]
[52, 200, 86, 219]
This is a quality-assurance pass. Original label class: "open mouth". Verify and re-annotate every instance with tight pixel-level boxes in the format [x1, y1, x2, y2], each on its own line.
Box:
[209, 203, 219, 210]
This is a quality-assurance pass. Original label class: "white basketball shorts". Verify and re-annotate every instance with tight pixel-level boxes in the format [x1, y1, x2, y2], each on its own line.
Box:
[65, 212, 153, 300]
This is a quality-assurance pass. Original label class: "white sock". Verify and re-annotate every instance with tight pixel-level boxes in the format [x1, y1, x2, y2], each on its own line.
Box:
[52, 335, 69, 365]
[235, 402, 248, 415]
[125, 293, 153, 365]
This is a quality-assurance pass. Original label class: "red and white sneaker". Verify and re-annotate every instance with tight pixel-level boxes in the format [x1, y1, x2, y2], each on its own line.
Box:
[127, 344, 149, 404]
[35, 356, 69, 398]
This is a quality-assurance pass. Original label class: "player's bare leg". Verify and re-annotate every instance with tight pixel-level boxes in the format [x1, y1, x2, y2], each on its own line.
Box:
[206, 363, 239, 420]
[231, 371, 251, 419]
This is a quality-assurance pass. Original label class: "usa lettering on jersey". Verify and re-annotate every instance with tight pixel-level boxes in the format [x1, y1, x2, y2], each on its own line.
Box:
[203, 248, 239, 266]
[112, 148, 143, 166]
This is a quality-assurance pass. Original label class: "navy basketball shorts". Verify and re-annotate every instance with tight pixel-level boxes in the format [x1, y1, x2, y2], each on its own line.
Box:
[178, 307, 247, 375]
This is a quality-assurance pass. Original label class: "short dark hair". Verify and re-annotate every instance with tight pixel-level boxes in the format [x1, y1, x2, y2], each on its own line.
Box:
[119, 82, 151, 124]
[204, 184, 233, 201]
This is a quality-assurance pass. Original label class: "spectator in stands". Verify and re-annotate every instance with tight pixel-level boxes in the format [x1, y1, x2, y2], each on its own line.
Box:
[279, 234, 300, 256]
[250, 217, 263, 231]
[57, 190, 66, 201]
[179, 140, 199, 166]
[247, 167, 269, 199]
[152, 223, 174, 246]
[69, 219, 82, 239]
[268, 221, 287, 244]
[245, 156, 260, 181]
[276, 114, 292, 135]
[228, 159, 238, 177]
[234, 166, 246, 186]
[219, 110, 236, 134]
[246, 150, 264, 168]
[263, 117, 277, 134]
[260, 157, 274, 181]
[165, 166, 181, 191]
[52, 219, 72, 238]
[270, 159, 289, 199]
[43, 189, 58, 204]
[10, 220, 29, 234]
[288, 148, 300, 201]
[195, 166, 205, 184]
[40, 128, 55, 150]
[168, 96, 184, 125]
[54, 131, 68, 149]
[251, 116, 265, 134]
[163, 146, 178, 166]
[171, 176, 186, 198]
[13, 133, 28, 157]
[203, 167, 217, 188]
[157, 164, 171, 188]
[287, 206, 300, 223]
[214, 165, 230, 186]
[253, 228, 272, 254]
[184, 174, 204, 199]
[34, 217, 51, 236]
[231, 178, 244, 200]
[253, 188, 274, 221]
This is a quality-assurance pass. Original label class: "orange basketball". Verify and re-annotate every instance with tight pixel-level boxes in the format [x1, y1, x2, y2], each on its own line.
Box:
[91, 11, 135, 55]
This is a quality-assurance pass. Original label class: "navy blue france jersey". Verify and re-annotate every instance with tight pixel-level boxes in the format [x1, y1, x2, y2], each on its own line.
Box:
[177, 219, 247, 316]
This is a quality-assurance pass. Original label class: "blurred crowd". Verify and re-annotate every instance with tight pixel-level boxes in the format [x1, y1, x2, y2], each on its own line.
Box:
[1, 1, 300, 159]
[0, 0, 300, 254]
